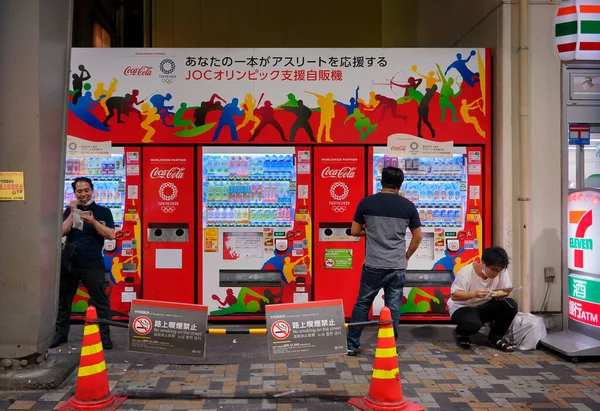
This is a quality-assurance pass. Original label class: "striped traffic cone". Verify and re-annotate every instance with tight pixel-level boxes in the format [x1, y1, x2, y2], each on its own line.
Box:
[348, 306, 424, 411]
[57, 306, 126, 411]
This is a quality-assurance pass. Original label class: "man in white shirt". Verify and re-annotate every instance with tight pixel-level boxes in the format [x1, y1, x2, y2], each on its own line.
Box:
[448, 246, 517, 352]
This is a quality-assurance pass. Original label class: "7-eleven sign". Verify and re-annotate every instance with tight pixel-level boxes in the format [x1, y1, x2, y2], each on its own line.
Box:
[568, 190, 600, 274]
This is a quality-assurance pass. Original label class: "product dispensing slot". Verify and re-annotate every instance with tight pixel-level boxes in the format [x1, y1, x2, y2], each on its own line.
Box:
[219, 270, 282, 287]
[147, 223, 189, 242]
[404, 270, 453, 287]
[318, 222, 360, 242]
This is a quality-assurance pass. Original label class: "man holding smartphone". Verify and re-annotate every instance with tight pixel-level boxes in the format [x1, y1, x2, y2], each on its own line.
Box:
[448, 246, 517, 352]
[51, 177, 115, 349]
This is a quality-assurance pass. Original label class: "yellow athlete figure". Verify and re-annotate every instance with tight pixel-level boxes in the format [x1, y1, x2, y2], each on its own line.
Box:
[237, 93, 260, 134]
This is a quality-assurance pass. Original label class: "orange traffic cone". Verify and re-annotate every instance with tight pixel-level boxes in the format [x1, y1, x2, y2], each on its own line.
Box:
[349, 306, 424, 411]
[57, 306, 126, 411]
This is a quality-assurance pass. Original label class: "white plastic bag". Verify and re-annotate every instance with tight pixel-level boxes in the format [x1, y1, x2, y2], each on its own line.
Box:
[507, 313, 547, 351]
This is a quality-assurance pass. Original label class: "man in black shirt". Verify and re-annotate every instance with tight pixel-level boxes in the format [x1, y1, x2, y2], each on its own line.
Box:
[51, 177, 115, 349]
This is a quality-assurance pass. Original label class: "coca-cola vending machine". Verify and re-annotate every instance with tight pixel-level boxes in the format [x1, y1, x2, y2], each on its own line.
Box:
[200, 146, 313, 319]
[142, 147, 196, 304]
[313, 146, 366, 317]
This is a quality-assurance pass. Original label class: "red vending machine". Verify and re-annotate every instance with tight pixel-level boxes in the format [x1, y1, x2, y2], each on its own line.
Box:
[64, 140, 142, 320]
[312, 146, 366, 317]
[142, 146, 196, 304]
[369, 141, 488, 320]
[66, 47, 492, 322]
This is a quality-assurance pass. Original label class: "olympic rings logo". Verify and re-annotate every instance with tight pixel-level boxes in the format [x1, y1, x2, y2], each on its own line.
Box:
[161, 206, 176, 213]
[332, 206, 347, 213]
[159, 182, 178, 201]
[161, 78, 174, 84]
[160, 58, 176, 74]
[330, 182, 349, 201]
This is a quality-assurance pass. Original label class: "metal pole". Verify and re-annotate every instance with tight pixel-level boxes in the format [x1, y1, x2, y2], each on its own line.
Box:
[518, 0, 532, 313]
[91, 319, 381, 333]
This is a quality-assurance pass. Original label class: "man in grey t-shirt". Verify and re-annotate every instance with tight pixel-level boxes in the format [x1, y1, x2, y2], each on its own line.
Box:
[347, 166, 422, 356]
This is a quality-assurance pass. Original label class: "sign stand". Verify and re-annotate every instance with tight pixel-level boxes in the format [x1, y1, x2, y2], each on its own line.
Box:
[541, 189, 600, 360]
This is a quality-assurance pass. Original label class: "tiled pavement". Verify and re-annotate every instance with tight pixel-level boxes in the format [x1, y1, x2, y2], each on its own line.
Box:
[1, 325, 600, 410]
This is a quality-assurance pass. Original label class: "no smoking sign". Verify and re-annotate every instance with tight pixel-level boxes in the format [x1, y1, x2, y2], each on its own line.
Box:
[133, 316, 153, 335]
[271, 320, 291, 340]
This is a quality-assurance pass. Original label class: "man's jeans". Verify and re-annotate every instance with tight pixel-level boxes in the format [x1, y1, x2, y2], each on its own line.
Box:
[347, 265, 406, 351]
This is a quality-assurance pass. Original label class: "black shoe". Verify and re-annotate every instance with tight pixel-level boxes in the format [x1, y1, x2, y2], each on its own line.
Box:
[50, 335, 67, 349]
[347, 348, 358, 356]
[102, 339, 113, 350]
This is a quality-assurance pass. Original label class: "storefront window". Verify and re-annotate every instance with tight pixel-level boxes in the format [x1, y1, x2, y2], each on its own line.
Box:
[584, 133, 600, 188]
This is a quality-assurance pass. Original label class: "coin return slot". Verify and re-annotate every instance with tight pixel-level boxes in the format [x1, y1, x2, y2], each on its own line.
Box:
[318, 223, 360, 242]
[148, 223, 190, 242]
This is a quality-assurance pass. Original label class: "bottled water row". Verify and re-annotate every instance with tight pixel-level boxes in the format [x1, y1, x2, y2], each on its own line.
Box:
[206, 207, 293, 226]
[204, 154, 295, 179]
[419, 208, 462, 225]
[66, 156, 124, 177]
[205, 181, 293, 204]
[375, 155, 464, 176]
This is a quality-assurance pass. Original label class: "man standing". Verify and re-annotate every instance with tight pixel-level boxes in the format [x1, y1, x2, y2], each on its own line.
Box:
[347, 166, 422, 356]
[51, 177, 115, 349]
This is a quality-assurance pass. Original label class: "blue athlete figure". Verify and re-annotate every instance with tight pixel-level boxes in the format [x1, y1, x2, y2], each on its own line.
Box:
[334, 86, 360, 116]
[69, 90, 109, 132]
[150, 93, 173, 112]
[433, 247, 465, 272]
[212, 98, 244, 142]
[445, 51, 480, 87]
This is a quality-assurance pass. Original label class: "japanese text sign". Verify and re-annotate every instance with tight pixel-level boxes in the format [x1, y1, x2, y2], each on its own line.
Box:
[128, 299, 208, 358]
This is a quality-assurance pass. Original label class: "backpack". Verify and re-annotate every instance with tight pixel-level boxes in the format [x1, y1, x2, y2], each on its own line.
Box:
[506, 313, 547, 351]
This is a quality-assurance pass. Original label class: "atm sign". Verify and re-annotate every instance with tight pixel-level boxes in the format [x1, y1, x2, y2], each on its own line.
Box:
[570, 237, 593, 250]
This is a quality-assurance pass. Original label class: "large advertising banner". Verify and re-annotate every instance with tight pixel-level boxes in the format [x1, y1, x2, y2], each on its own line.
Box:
[67, 48, 491, 146]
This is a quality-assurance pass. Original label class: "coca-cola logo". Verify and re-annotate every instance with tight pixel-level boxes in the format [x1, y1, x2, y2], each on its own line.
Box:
[321, 166, 357, 179]
[124, 65, 153, 76]
[150, 167, 185, 179]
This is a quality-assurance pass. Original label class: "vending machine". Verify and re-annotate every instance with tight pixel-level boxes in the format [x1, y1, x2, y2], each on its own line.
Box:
[312, 146, 367, 317]
[368, 144, 486, 319]
[200, 146, 312, 319]
[142, 146, 196, 304]
[64, 144, 142, 320]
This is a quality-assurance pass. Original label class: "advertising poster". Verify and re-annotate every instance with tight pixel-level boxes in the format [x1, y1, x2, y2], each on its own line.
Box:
[143, 149, 194, 217]
[223, 231, 264, 260]
[204, 228, 218, 252]
[0, 172, 24, 201]
[313, 149, 365, 222]
[569, 274, 600, 328]
[568, 190, 600, 274]
[67, 48, 490, 148]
